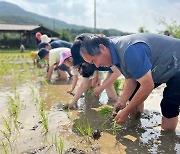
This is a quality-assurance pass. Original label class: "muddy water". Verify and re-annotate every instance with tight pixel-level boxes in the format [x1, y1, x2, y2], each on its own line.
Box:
[39, 76, 180, 154]
[0, 58, 180, 153]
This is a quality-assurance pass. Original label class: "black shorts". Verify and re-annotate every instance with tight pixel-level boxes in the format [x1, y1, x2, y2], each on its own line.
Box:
[129, 72, 180, 118]
[160, 72, 180, 118]
[58, 64, 69, 72]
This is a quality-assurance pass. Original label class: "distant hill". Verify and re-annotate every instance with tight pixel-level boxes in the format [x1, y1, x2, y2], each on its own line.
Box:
[0, 1, 86, 30]
[0, 1, 130, 36]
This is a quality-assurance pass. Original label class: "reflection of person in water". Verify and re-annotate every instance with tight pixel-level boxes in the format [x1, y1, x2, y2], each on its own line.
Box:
[157, 131, 178, 153]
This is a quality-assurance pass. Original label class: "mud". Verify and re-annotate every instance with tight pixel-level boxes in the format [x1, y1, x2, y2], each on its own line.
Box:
[0, 54, 180, 154]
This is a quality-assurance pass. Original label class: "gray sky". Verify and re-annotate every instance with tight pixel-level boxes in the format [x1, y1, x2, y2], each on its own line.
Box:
[2, 0, 180, 33]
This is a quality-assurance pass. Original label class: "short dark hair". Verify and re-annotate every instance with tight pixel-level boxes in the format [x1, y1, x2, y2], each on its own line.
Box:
[38, 42, 49, 50]
[80, 35, 109, 56]
[38, 48, 49, 59]
[71, 40, 85, 66]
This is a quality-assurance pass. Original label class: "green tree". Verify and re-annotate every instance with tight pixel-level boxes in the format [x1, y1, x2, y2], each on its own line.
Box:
[57, 29, 72, 42]
[102, 29, 110, 36]
[138, 26, 149, 33]
[157, 18, 180, 38]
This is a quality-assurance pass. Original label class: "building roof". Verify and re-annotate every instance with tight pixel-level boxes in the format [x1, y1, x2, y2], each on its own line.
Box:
[0, 24, 40, 31]
[0, 24, 59, 36]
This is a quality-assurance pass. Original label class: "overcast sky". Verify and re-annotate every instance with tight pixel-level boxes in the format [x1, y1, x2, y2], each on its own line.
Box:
[1, 0, 180, 33]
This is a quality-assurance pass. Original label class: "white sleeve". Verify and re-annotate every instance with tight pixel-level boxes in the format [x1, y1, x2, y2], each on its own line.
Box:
[49, 53, 56, 66]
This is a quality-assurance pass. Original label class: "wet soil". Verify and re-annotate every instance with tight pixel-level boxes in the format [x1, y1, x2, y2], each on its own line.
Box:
[0, 55, 180, 154]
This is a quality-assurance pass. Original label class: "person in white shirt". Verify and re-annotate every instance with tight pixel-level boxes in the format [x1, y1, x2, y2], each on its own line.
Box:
[38, 47, 72, 81]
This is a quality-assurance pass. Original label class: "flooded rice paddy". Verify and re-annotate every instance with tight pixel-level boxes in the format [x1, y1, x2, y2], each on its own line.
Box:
[0, 53, 180, 154]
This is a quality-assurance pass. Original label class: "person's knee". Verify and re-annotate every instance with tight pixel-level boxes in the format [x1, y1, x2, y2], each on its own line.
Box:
[160, 100, 179, 130]
[161, 116, 178, 131]
[58, 71, 67, 80]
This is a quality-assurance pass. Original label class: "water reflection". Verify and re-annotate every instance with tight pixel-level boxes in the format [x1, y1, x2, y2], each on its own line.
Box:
[72, 93, 180, 153]
[39, 78, 180, 154]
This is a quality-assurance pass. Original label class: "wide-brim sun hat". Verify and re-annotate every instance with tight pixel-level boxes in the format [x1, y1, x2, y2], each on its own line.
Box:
[58, 49, 72, 66]
[41, 34, 51, 43]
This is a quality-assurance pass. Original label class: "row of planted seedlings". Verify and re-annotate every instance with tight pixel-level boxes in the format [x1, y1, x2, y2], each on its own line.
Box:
[0, 53, 72, 153]
[13, 53, 64, 154]
[0, 53, 45, 84]
[66, 78, 125, 152]
[73, 106, 122, 142]
[29, 63, 125, 153]
[0, 53, 27, 153]
[0, 82, 21, 153]
[66, 107, 121, 153]
[0, 53, 51, 153]
[0, 53, 32, 84]
[0, 53, 125, 153]
[29, 76, 66, 154]
[41, 69, 124, 153]
[27, 55, 66, 154]
[0, 83, 64, 154]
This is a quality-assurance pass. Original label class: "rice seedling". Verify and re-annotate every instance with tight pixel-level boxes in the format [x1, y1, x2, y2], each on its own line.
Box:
[7, 96, 20, 131]
[119, 79, 125, 90]
[66, 107, 72, 120]
[39, 102, 49, 134]
[105, 121, 121, 136]
[57, 137, 64, 154]
[14, 92, 20, 103]
[30, 86, 35, 97]
[97, 106, 113, 117]
[43, 79, 49, 87]
[23, 62, 29, 74]
[0, 118, 11, 141]
[2, 117, 11, 135]
[99, 108, 121, 136]
[86, 122, 92, 137]
[51, 134, 58, 147]
[29, 86, 40, 105]
[12, 82, 17, 94]
[113, 79, 121, 95]
[17, 73, 23, 83]
[0, 130, 12, 151]
[50, 134, 64, 154]
[113, 79, 125, 96]
[76, 119, 92, 142]
[76, 119, 85, 137]
[34, 96, 40, 105]
[1, 141, 8, 154]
